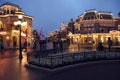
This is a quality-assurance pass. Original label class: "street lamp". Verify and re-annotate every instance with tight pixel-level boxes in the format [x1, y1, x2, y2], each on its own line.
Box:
[14, 15, 26, 59]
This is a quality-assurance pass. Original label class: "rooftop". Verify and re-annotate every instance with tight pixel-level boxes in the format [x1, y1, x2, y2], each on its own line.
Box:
[0, 2, 21, 9]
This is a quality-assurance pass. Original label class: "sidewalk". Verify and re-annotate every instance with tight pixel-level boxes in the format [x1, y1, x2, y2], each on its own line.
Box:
[0, 49, 27, 59]
[0, 49, 32, 80]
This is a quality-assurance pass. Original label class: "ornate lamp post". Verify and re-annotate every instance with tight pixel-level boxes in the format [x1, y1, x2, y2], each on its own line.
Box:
[14, 15, 27, 59]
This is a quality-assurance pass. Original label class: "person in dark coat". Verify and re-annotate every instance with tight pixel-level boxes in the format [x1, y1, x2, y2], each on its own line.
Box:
[53, 40, 57, 53]
[59, 40, 63, 53]
[0, 41, 5, 53]
[13, 41, 16, 48]
[97, 42, 104, 51]
[107, 37, 113, 51]
[23, 40, 27, 51]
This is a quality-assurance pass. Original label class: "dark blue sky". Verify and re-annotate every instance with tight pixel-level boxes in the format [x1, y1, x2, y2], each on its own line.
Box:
[0, 0, 120, 36]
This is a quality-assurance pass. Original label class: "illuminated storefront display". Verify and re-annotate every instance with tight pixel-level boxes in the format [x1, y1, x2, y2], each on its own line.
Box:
[69, 31, 120, 45]
[69, 10, 120, 45]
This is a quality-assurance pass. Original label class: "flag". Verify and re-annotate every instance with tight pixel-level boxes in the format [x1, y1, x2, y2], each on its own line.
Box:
[39, 27, 45, 40]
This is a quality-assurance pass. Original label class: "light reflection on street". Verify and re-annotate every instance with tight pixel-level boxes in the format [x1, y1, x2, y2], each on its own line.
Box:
[66, 44, 96, 53]
[0, 47, 120, 80]
[0, 47, 78, 80]
[0, 54, 29, 80]
[0, 50, 48, 80]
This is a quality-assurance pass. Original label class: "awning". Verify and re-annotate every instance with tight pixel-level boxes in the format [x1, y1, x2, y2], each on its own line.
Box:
[21, 36, 27, 39]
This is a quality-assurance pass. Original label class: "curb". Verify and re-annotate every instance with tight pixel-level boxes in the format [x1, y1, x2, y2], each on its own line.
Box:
[25, 60, 120, 73]
[25, 62, 53, 72]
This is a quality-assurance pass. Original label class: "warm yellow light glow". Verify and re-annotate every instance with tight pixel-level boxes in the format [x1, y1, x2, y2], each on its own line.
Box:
[110, 30, 119, 34]
[21, 21, 27, 31]
[93, 37, 96, 40]
[21, 22, 27, 26]
[14, 20, 27, 31]
[101, 37, 104, 42]
[18, 15, 23, 19]
[17, 21, 22, 25]
[0, 31, 6, 35]
[14, 21, 18, 25]
[105, 35, 111, 37]
[0, 14, 33, 20]
[93, 35, 98, 38]
[116, 36, 120, 38]
[75, 38, 78, 43]
[68, 32, 73, 37]
[6, 36, 9, 40]
[14, 21, 21, 25]
[0, 21, 2, 24]
[83, 35, 87, 37]
[21, 32, 26, 36]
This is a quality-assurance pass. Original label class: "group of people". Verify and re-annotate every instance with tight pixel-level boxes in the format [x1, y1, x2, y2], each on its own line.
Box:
[0, 40, 28, 53]
[0, 37, 118, 53]
[53, 39, 64, 53]
[13, 40, 28, 51]
[97, 37, 114, 51]
[32, 39, 64, 53]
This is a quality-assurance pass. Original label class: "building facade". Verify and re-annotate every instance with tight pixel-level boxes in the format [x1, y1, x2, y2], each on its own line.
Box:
[0, 2, 33, 48]
[70, 10, 120, 45]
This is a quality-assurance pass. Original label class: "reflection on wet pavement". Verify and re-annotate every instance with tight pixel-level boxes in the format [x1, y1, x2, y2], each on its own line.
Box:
[0, 50, 50, 80]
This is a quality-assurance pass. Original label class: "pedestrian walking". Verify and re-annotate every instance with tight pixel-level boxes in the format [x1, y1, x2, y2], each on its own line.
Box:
[0, 41, 5, 54]
[13, 41, 17, 48]
[53, 40, 58, 53]
[115, 40, 119, 46]
[107, 37, 113, 51]
[59, 40, 63, 53]
[23, 40, 27, 51]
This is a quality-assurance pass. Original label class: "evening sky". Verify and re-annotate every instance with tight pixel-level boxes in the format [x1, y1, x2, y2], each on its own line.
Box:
[0, 0, 120, 37]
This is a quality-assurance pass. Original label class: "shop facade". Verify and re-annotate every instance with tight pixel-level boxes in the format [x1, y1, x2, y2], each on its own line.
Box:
[69, 10, 120, 46]
[0, 2, 33, 48]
